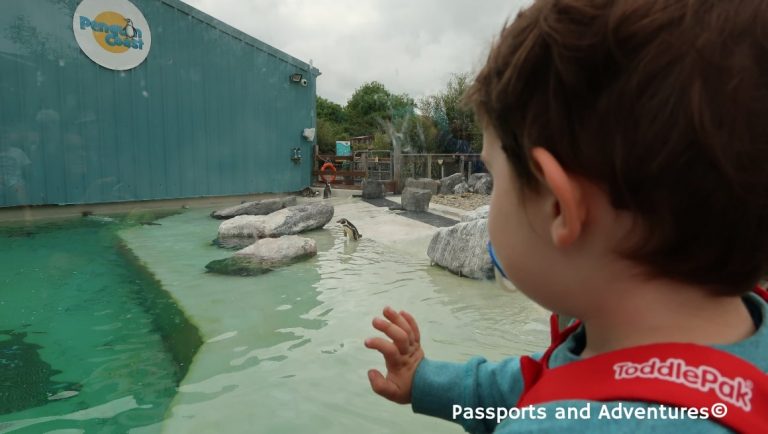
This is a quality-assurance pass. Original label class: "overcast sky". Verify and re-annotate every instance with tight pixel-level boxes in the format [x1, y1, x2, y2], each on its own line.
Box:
[181, 0, 532, 105]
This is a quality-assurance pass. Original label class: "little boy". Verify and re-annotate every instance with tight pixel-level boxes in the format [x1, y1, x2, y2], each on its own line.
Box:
[365, 0, 768, 432]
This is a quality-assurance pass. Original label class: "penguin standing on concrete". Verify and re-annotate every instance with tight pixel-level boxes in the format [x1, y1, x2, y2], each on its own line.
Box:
[323, 182, 332, 199]
[337, 218, 362, 241]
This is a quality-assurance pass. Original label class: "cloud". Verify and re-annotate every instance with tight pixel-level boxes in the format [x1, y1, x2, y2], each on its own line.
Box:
[181, 0, 532, 105]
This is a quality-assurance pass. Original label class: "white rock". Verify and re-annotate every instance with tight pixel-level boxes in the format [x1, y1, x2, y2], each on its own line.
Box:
[461, 205, 490, 222]
[211, 196, 297, 219]
[401, 187, 432, 212]
[439, 173, 465, 194]
[235, 235, 317, 265]
[427, 218, 492, 279]
[470, 173, 493, 195]
[453, 182, 469, 194]
[218, 202, 334, 239]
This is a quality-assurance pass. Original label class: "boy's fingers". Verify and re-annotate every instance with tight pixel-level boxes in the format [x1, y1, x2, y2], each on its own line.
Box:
[383, 307, 415, 345]
[400, 311, 421, 343]
[372, 317, 410, 354]
[367, 369, 402, 402]
[364, 337, 399, 360]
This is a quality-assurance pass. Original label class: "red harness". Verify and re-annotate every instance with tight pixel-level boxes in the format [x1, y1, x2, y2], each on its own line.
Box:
[516, 286, 768, 433]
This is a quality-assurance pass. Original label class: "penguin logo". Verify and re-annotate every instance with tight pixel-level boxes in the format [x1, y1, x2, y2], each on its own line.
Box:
[337, 218, 362, 241]
[123, 18, 136, 39]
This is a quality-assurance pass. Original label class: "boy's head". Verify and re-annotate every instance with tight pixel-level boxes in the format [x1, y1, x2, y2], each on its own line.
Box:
[470, 0, 768, 311]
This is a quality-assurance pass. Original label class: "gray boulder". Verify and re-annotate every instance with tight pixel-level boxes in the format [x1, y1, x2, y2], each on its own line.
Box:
[461, 205, 490, 222]
[235, 235, 317, 262]
[205, 256, 271, 276]
[470, 173, 493, 195]
[453, 182, 469, 195]
[439, 173, 465, 194]
[467, 173, 486, 190]
[211, 196, 297, 219]
[213, 237, 256, 250]
[217, 202, 334, 241]
[205, 236, 317, 276]
[362, 179, 385, 199]
[405, 178, 440, 195]
[427, 218, 492, 279]
[401, 187, 432, 212]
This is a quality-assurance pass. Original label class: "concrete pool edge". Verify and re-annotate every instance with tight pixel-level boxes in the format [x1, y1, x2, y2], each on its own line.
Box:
[115, 240, 205, 384]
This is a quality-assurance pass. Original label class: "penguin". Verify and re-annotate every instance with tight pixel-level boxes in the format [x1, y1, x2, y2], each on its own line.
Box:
[337, 218, 362, 241]
[323, 182, 332, 199]
[123, 18, 137, 39]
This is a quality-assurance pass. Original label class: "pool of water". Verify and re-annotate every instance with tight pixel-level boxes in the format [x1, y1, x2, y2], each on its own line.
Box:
[119, 203, 551, 433]
[0, 201, 550, 433]
[0, 217, 201, 433]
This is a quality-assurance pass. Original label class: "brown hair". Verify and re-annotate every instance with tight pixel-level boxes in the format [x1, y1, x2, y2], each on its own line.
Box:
[467, 0, 768, 295]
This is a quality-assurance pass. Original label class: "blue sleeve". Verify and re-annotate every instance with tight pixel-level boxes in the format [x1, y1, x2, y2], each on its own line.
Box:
[411, 355, 539, 434]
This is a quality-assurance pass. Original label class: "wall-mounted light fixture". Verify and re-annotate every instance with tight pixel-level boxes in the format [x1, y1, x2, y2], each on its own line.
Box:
[290, 73, 308, 87]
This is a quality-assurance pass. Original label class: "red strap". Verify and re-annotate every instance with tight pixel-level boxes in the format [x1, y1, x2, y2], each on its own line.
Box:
[517, 343, 768, 433]
[754, 285, 768, 303]
[516, 286, 768, 433]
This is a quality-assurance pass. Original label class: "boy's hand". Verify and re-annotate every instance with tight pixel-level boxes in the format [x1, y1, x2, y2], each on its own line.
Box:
[365, 306, 424, 404]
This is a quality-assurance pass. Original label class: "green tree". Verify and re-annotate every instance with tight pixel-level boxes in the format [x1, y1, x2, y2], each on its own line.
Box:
[420, 73, 482, 152]
[370, 131, 392, 150]
[344, 81, 415, 138]
[316, 96, 347, 154]
[316, 118, 344, 154]
[402, 115, 439, 153]
[317, 96, 345, 124]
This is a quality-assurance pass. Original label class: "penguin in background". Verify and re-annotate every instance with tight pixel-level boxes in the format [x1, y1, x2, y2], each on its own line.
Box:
[323, 182, 332, 199]
[337, 218, 362, 241]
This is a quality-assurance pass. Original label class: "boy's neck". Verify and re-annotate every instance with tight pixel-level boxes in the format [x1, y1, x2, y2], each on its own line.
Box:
[580, 281, 756, 358]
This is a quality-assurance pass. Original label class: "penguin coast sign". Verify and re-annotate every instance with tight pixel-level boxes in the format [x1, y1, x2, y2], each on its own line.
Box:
[72, 0, 151, 70]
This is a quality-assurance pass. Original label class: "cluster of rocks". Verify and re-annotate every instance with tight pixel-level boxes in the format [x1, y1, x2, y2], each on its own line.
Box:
[205, 191, 496, 284]
[427, 205, 494, 280]
[399, 173, 492, 213]
[206, 198, 333, 276]
[451, 173, 493, 195]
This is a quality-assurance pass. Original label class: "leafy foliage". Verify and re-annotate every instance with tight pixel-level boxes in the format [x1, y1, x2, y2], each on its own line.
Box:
[314, 74, 481, 154]
[345, 81, 415, 138]
[317, 97, 345, 124]
[419, 73, 482, 152]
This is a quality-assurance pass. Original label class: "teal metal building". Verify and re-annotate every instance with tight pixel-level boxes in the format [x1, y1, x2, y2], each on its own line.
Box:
[0, 0, 318, 208]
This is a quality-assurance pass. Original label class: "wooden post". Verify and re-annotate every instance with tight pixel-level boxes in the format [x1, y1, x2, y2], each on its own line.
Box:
[427, 154, 432, 179]
[313, 144, 319, 184]
[460, 155, 466, 180]
[468, 155, 473, 178]
[393, 144, 402, 193]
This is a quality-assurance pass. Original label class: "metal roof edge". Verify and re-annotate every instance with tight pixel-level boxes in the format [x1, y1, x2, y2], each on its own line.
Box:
[158, 0, 317, 74]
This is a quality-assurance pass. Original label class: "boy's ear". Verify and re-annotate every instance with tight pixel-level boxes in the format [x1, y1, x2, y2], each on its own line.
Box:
[530, 147, 587, 247]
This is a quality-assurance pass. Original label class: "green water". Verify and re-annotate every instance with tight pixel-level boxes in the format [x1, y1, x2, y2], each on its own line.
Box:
[0, 203, 551, 433]
[119, 206, 551, 433]
[0, 217, 201, 433]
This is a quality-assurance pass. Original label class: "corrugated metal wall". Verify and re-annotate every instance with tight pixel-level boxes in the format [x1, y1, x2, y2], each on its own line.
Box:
[0, 0, 317, 208]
